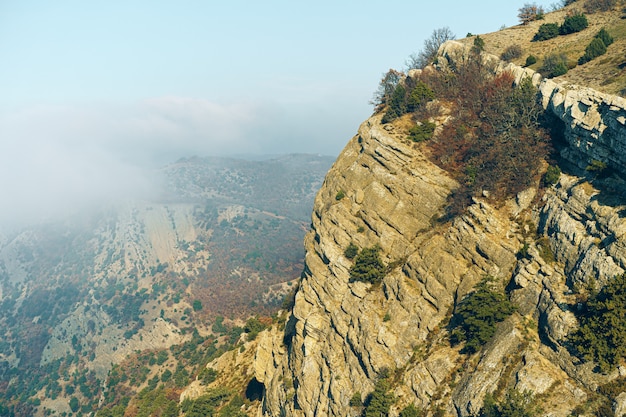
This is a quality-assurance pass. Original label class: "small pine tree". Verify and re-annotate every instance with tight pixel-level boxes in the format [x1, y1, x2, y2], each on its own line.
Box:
[349, 392, 362, 407]
[364, 379, 394, 417]
[533, 23, 559, 41]
[449, 277, 516, 354]
[406, 81, 435, 112]
[344, 242, 359, 260]
[596, 28, 614, 46]
[382, 84, 407, 123]
[349, 246, 386, 284]
[560, 13, 588, 35]
[525, 55, 537, 66]
[569, 273, 626, 372]
[409, 121, 436, 142]
[472, 35, 485, 53]
[579, 37, 607, 64]
[544, 165, 561, 186]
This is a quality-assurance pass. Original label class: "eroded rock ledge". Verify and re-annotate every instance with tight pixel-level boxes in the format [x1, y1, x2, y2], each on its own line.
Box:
[254, 42, 626, 417]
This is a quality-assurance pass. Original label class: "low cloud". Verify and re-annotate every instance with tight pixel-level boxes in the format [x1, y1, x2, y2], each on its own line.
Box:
[0, 94, 360, 228]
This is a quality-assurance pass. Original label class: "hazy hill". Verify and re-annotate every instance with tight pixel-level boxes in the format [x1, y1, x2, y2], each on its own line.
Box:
[0, 153, 333, 415]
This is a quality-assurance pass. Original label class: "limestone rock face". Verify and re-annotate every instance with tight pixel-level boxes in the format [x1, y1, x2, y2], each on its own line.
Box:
[254, 42, 626, 416]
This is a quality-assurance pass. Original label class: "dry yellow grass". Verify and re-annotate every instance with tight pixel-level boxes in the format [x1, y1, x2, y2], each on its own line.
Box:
[456, 2, 626, 96]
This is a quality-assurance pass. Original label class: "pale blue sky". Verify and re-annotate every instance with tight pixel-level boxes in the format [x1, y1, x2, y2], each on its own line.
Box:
[0, 0, 554, 225]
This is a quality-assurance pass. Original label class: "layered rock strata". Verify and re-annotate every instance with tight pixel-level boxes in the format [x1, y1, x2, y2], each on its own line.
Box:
[254, 42, 626, 416]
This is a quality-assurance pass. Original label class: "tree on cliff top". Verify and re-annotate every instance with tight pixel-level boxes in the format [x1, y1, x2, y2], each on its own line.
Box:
[518, 3, 545, 25]
[405, 27, 456, 70]
[371, 69, 403, 111]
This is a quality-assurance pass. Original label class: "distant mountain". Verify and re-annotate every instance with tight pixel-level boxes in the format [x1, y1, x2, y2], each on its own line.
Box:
[0, 153, 334, 416]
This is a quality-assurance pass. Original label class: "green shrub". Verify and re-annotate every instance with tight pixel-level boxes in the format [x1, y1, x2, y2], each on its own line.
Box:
[349, 246, 386, 284]
[198, 367, 218, 385]
[544, 165, 561, 186]
[501, 45, 523, 61]
[596, 28, 614, 46]
[533, 23, 560, 41]
[349, 392, 362, 407]
[560, 13, 588, 35]
[449, 277, 516, 354]
[586, 159, 607, 172]
[70, 397, 80, 413]
[344, 242, 359, 260]
[536, 236, 555, 263]
[335, 190, 345, 200]
[579, 37, 608, 64]
[525, 55, 537, 66]
[399, 404, 423, 417]
[382, 84, 407, 123]
[479, 389, 541, 417]
[472, 35, 485, 53]
[406, 81, 435, 112]
[363, 378, 394, 417]
[539, 54, 569, 77]
[409, 121, 436, 142]
[569, 273, 626, 372]
[181, 387, 231, 417]
[244, 316, 267, 341]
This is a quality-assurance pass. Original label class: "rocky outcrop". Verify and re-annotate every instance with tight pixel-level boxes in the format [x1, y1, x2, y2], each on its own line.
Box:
[254, 42, 626, 416]
[438, 40, 626, 175]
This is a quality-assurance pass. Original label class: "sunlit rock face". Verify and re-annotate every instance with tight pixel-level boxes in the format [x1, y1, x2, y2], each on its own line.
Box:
[254, 44, 626, 416]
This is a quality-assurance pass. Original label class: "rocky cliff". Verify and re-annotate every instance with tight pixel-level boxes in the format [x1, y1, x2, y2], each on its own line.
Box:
[253, 41, 626, 416]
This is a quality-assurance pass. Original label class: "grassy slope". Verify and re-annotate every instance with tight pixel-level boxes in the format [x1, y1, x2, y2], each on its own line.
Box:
[457, 3, 626, 96]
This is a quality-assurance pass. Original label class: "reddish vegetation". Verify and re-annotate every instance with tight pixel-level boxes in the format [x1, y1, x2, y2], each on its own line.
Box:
[419, 62, 551, 217]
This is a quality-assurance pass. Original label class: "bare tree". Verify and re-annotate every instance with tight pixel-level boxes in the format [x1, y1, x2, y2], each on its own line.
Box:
[370, 69, 404, 109]
[405, 27, 456, 70]
[518, 3, 545, 25]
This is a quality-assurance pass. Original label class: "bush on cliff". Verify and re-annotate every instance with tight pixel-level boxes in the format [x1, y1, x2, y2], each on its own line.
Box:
[344, 242, 359, 259]
[363, 378, 394, 417]
[501, 44, 523, 61]
[480, 389, 541, 417]
[584, 0, 616, 13]
[381, 79, 435, 123]
[569, 273, 626, 373]
[409, 121, 436, 142]
[449, 277, 516, 354]
[349, 246, 386, 284]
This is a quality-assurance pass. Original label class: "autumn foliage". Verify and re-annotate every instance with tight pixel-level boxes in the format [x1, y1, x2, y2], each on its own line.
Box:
[427, 64, 550, 216]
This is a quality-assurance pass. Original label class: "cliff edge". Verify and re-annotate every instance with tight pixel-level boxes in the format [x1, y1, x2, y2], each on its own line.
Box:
[254, 41, 626, 416]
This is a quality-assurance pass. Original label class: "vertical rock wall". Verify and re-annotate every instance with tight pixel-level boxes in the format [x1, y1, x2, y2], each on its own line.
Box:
[254, 41, 626, 417]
